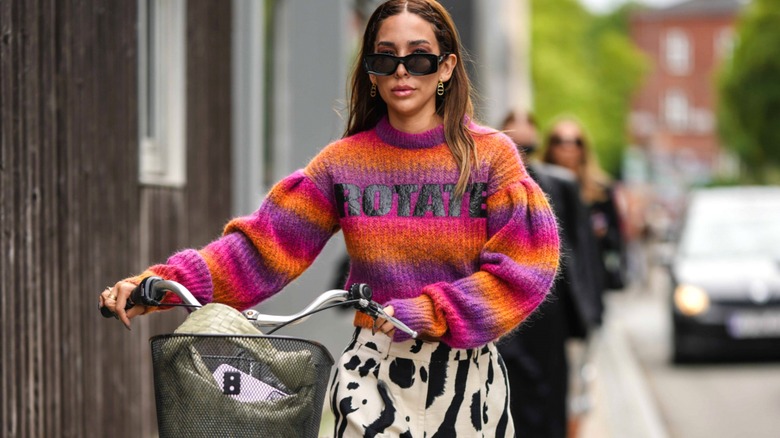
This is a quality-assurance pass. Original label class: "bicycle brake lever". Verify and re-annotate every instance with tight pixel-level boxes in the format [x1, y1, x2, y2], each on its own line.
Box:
[373, 304, 418, 339]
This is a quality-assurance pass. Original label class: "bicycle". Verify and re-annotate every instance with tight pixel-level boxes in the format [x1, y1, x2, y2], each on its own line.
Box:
[101, 276, 417, 438]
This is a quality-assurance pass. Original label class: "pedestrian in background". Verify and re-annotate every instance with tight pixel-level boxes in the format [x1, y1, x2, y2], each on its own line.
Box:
[100, 1, 560, 436]
[543, 116, 626, 294]
[497, 110, 602, 438]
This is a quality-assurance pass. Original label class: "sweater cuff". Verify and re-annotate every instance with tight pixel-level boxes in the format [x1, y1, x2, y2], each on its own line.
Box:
[123, 249, 214, 314]
[387, 293, 445, 343]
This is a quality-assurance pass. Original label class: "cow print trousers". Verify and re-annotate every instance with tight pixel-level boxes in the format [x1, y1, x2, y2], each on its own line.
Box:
[328, 328, 516, 437]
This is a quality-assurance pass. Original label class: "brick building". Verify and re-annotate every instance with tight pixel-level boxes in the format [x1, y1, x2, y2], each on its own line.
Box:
[629, 0, 744, 185]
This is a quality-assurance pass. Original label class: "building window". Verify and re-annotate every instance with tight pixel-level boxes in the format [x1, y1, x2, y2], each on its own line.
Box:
[664, 29, 691, 75]
[630, 111, 657, 138]
[138, 0, 187, 187]
[664, 89, 689, 132]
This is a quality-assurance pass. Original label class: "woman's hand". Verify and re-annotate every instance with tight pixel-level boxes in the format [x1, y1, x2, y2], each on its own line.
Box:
[374, 305, 396, 338]
[99, 281, 148, 330]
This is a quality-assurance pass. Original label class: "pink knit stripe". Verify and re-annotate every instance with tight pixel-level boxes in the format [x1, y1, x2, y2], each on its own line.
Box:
[200, 233, 278, 310]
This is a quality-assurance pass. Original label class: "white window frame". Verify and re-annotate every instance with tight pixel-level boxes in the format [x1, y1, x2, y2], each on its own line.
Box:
[664, 29, 691, 76]
[664, 89, 689, 132]
[138, 0, 187, 187]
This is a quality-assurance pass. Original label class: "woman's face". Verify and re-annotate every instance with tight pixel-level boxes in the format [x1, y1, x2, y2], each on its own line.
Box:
[548, 121, 584, 172]
[370, 11, 455, 130]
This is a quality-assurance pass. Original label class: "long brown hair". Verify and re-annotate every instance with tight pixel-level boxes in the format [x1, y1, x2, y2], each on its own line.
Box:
[344, 0, 476, 197]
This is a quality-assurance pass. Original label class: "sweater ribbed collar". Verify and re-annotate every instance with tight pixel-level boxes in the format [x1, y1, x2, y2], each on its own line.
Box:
[375, 116, 446, 149]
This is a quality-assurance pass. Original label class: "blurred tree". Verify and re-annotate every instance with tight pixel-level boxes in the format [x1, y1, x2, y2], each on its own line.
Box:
[531, 0, 647, 176]
[717, 0, 780, 182]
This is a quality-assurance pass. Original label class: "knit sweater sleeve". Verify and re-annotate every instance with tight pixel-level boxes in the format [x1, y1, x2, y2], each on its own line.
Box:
[386, 137, 560, 349]
[130, 169, 341, 311]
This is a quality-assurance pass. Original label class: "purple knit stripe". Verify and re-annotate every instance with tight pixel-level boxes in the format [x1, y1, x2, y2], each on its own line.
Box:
[445, 318, 498, 348]
[480, 253, 558, 294]
[385, 226, 558, 349]
[375, 116, 446, 149]
[444, 261, 552, 321]
[263, 170, 340, 227]
[345, 259, 478, 303]
[486, 179, 544, 235]
[196, 173, 339, 310]
[200, 233, 281, 309]
[231, 203, 333, 262]
[427, 280, 494, 323]
[221, 172, 339, 274]
[488, 211, 557, 249]
[487, 195, 558, 244]
[487, 206, 515, 238]
[393, 274, 547, 348]
[387, 285, 498, 349]
[515, 212, 561, 251]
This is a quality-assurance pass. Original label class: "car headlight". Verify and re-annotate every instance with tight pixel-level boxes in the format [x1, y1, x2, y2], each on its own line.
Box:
[674, 284, 710, 316]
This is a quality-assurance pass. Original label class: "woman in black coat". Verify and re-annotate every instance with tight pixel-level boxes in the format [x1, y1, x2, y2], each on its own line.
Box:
[497, 111, 603, 438]
[542, 117, 626, 293]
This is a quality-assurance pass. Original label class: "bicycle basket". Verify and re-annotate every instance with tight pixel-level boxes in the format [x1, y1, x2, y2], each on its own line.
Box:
[150, 334, 334, 438]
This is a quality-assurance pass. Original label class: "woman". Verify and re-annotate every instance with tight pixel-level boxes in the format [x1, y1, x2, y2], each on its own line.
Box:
[542, 116, 625, 295]
[498, 111, 602, 438]
[101, 1, 560, 436]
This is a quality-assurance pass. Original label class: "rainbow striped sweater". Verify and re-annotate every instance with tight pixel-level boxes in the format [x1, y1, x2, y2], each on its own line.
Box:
[135, 116, 560, 349]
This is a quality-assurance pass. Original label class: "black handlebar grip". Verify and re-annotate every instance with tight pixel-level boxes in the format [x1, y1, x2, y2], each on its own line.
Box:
[349, 283, 372, 301]
[99, 276, 163, 318]
[99, 284, 143, 318]
[100, 304, 117, 318]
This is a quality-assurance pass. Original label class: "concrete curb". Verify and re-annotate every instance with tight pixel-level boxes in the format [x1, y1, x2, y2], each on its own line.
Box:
[593, 319, 669, 438]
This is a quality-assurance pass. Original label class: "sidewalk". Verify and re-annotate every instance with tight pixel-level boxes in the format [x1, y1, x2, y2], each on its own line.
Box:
[577, 291, 669, 438]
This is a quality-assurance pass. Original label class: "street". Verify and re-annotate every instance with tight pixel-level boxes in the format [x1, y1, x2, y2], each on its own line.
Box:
[581, 255, 780, 438]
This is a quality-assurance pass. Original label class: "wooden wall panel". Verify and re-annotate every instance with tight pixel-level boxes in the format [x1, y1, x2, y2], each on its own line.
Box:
[185, 0, 233, 247]
[1, 1, 232, 436]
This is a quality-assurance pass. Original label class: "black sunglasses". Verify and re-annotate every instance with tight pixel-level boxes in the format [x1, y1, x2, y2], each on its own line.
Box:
[550, 135, 584, 147]
[364, 53, 447, 76]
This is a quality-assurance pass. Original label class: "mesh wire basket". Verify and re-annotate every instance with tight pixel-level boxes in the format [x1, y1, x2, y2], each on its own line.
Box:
[150, 334, 334, 438]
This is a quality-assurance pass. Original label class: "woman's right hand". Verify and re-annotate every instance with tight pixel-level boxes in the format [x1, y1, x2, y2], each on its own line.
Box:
[100, 281, 148, 330]
[373, 305, 396, 338]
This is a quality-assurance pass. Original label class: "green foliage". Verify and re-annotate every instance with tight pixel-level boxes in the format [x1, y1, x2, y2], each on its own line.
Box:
[530, 0, 648, 176]
[717, 0, 780, 182]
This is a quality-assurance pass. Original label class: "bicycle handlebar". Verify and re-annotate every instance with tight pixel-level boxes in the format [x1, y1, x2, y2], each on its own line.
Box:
[99, 277, 198, 318]
[99, 277, 418, 339]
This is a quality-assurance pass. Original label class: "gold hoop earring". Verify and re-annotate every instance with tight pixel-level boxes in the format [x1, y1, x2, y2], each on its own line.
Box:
[370, 83, 377, 98]
[437, 80, 445, 96]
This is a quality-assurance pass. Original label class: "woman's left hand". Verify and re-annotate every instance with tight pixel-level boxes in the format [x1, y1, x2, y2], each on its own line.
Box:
[374, 305, 396, 338]
[100, 281, 147, 330]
